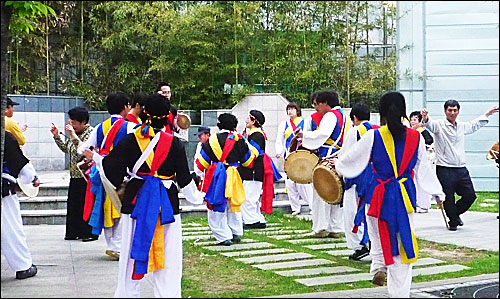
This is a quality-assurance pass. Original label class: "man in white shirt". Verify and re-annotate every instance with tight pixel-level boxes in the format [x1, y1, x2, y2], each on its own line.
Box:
[275, 102, 313, 215]
[421, 100, 499, 231]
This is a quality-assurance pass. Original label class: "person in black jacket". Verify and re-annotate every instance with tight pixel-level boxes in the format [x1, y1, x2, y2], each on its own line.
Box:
[84, 94, 203, 297]
[2, 132, 39, 279]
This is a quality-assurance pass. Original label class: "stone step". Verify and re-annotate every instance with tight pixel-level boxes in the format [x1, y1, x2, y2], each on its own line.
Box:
[202, 242, 275, 252]
[19, 196, 67, 210]
[275, 266, 360, 277]
[295, 264, 469, 286]
[252, 258, 335, 270]
[304, 243, 348, 250]
[287, 238, 346, 244]
[236, 252, 313, 264]
[20, 209, 66, 225]
[221, 248, 293, 257]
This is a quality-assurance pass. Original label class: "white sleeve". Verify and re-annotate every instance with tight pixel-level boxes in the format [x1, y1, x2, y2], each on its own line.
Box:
[421, 116, 440, 134]
[336, 130, 374, 179]
[464, 114, 489, 135]
[274, 121, 286, 156]
[17, 163, 38, 184]
[302, 112, 337, 150]
[77, 126, 98, 154]
[337, 126, 357, 157]
[414, 136, 445, 201]
[181, 181, 204, 205]
[193, 143, 203, 177]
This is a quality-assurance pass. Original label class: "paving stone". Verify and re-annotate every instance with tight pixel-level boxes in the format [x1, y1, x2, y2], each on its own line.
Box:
[183, 223, 202, 227]
[221, 248, 293, 257]
[479, 203, 495, 207]
[326, 249, 354, 256]
[253, 229, 310, 235]
[274, 266, 360, 277]
[413, 257, 445, 267]
[269, 233, 312, 240]
[296, 264, 469, 286]
[483, 198, 499, 203]
[183, 230, 213, 236]
[288, 238, 346, 244]
[236, 252, 313, 264]
[253, 259, 335, 270]
[305, 243, 348, 250]
[266, 223, 282, 227]
[202, 242, 274, 252]
[182, 234, 214, 241]
[193, 238, 258, 246]
[259, 226, 290, 231]
[183, 226, 211, 232]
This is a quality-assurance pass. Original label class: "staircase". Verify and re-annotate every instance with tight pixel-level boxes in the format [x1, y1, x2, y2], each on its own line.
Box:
[20, 171, 311, 225]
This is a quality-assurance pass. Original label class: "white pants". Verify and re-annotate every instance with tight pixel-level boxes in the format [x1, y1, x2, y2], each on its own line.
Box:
[311, 189, 343, 233]
[104, 218, 123, 252]
[285, 178, 313, 213]
[415, 180, 432, 210]
[343, 186, 364, 251]
[208, 202, 243, 242]
[241, 181, 266, 225]
[1, 194, 33, 272]
[114, 214, 183, 298]
[366, 204, 414, 298]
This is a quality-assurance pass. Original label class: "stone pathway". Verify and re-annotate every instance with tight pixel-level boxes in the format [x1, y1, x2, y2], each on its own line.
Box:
[182, 221, 471, 288]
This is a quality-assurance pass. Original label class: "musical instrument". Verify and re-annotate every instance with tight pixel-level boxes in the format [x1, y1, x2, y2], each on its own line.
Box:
[176, 113, 191, 130]
[486, 141, 499, 166]
[284, 150, 319, 184]
[312, 158, 344, 204]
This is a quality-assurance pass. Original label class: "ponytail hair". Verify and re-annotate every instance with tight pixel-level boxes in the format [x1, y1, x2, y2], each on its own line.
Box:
[379, 91, 407, 138]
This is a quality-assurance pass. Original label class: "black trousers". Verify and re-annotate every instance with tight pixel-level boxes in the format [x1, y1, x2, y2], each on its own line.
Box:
[436, 165, 477, 227]
[65, 178, 96, 239]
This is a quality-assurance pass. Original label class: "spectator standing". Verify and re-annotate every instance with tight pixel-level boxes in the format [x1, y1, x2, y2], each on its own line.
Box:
[4, 97, 27, 146]
[50, 106, 98, 242]
[421, 101, 499, 230]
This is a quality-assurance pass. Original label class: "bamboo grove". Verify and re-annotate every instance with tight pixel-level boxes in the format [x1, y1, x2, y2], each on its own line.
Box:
[5, 1, 397, 111]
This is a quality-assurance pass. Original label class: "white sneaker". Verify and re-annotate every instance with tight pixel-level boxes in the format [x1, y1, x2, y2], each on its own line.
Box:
[291, 211, 301, 216]
[417, 207, 429, 213]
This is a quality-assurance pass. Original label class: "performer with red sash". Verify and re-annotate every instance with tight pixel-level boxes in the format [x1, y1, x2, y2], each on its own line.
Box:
[336, 92, 444, 297]
[126, 93, 145, 125]
[275, 102, 313, 215]
[195, 113, 256, 245]
[240, 110, 282, 229]
[78, 92, 137, 259]
[88, 94, 203, 297]
[338, 102, 379, 261]
[296, 90, 351, 238]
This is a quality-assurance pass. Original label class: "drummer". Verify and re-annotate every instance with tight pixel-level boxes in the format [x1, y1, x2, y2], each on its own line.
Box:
[295, 90, 351, 238]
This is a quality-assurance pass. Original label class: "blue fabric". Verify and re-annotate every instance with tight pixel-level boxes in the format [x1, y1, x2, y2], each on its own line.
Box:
[205, 162, 229, 212]
[250, 140, 282, 182]
[88, 164, 105, 235]
[130, 175, 175, 274]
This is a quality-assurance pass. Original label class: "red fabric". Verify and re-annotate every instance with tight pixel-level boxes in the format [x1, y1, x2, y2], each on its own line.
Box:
[311, 112, 323, 127]
[330, 109, 345, 145]
[83, 167, 95, 222]
[100, 119, 125, 155]
[201, 164, 217, 193]
[378, 218, 394, 265]
[126, 114, 140, 124]
[150, 133, 173, 173]
[132, 261, 144, 280]
[260, 154, 274, 214]
[398, 128, 420, 177]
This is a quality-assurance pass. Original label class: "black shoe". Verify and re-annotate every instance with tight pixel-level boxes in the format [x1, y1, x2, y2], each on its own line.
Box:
[349, 246, 370, 261]
[232, 235, 242, 243]
[16, 265, 37, 279]
[81, 235, 98, 242]
[64, 236, 79, 240]
[448, 223, 457, 231]
[457, 217, 464, 226]
[243, 222, 267, 229]
[217, 240, 232, 246]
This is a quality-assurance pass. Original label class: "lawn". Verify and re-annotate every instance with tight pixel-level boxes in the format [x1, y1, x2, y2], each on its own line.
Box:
[180, 211, 499, 298]
[429, 192, 499, 213]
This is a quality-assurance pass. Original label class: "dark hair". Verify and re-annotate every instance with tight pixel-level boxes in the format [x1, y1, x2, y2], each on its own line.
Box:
[311, 90, 339, 108]
[409, 111, 422, 122]
[286, 102, 301, 117]
[106, 92, 129, 115]
[144, 94, 171, 129]
[379, 91, 407, 138]
[350, 102, 370, 122]
[156, 81, 170, 92]
[249, 110, 265, 127]
[68, 106, 89, 124]
[131, 93, 146, 108]
[444, 99, 460, 110]
[217, 113, 238, 131]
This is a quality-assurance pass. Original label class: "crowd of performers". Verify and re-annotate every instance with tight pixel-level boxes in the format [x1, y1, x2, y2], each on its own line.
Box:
[2, 85, 498, 298]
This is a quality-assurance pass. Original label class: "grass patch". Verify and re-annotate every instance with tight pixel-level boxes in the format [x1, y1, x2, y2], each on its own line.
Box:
[181, 211, 498, 297]
[430, 192, 499, 213]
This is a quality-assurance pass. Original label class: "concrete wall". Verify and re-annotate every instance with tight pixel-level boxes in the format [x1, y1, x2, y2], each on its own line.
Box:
[397, 1, 499, 191]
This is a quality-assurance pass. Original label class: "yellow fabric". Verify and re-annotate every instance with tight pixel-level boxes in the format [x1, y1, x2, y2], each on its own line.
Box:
[358, 121, 370, 137]
[103, 195, 121, 227]
[284, 117, 303, 142]
[415, 127, 425, 133]
[400, 229, 419, 264]
[209, 134, 223, 162]
[5, 117, 26, 145]
[147, 216, 165, 273]
[225, 166, 246, 212]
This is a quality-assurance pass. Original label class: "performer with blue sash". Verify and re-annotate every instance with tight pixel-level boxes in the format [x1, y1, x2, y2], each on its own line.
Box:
[195, 113, 256, 245]
[240, 110, 282, 229]
[78, 92, 137, 259]
[338, 102, 379, 261]
[296, 90, 351, 238]
[275, 102, 313, 215]
[88, 94, 203, 297]
[336, 92, 444, 297]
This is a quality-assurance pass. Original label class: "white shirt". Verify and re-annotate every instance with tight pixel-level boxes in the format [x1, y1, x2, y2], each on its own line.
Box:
[336, 129, 445, 202]
[275, 119, 291, 157]
[302, 107, 340, 151]
[193, 142, 203, 177]
[422, 114, 489, 167]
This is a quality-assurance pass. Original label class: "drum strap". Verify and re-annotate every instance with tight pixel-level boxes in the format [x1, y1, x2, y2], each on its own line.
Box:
[323, 110, 346, 158]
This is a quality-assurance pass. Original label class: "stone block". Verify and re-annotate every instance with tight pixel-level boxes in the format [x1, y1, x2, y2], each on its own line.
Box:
[182, 234, 214, 241]
[182, 226, 212, 232]
[275, 266, 360, 277]
[203, 242, 274, 252]
[236, 252, 313, 264]
[52, 98, 65, 112]
[221, 248, 293, 257]
[296, 272, 372, 286]
[253, 258, 334, 270]
[288, 238, 345, 244]
[253, 229, 310, 235]
[39, 98, 51, 112]
[304, 243, 348, 250]
[413, 264, 469, 276]
[183, 230, 213, 236]
[325, 250, 353, 256]
[24, 97, 39, 112]
[193, 239, 257, 246]
[414, 257, 445, 267]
